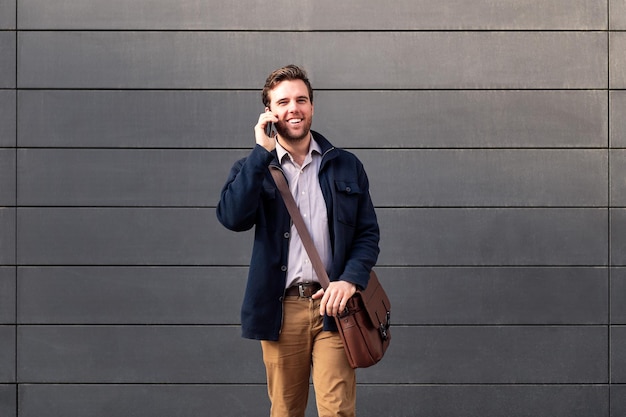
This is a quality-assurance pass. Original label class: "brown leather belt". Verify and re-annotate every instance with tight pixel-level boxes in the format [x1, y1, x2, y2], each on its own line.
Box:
[285, 282, 322, 298]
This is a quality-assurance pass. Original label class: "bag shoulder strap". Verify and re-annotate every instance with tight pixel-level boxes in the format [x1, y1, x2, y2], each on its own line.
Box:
[269, 167, 331, 289]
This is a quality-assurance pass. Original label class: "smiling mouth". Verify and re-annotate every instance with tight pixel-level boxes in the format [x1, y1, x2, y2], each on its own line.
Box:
[288, 118, 302, 125]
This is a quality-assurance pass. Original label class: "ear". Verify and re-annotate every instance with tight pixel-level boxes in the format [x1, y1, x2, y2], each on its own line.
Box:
[265, 106, 270, 112]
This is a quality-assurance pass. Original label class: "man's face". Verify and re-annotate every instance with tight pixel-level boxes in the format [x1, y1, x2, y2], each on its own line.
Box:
[266, 79, 314, 143]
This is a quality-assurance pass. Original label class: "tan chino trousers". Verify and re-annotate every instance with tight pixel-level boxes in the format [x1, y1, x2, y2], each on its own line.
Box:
[261, 296, 356, 417]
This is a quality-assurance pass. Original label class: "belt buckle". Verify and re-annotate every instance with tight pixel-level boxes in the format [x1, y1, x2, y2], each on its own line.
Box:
[298, 282, 308, 298]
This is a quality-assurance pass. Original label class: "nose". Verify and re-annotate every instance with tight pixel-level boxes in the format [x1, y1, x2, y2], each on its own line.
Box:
[287, 100, 298, 112]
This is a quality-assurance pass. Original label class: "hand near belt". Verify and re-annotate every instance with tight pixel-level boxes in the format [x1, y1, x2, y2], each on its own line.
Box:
[312, 281, 357, 317]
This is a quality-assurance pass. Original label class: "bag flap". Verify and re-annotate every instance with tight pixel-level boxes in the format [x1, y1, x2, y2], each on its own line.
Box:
[357, 270, 391, 327]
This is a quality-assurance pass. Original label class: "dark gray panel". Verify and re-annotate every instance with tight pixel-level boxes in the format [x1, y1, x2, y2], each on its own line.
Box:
[18, 149, 607, 207]
[612, 0, 626, 29]
[0, 384, 16, 417]
[316, 90, 608, 149]
[0, 209, 15, 265]
[17, 208, 252, 266]
[0, 326, 15, 382]
[0, 90, 15, 147]
[613, 385, 626, 417]
[0, 150, 15, 206]
[17, 90, 263, 148]
[612, 91, 626, 148]
[17, 0, 606, 30]
[611, 32, 626, 88]
[17, 208, 607, 267]
[613, 269, 626, 324]
[612, 326, 626, 382]
[0, 268, 15, 323]
[0, 0, 16, 29]
[18, 326, 265, 383]
[19, 384, 270, 417]
[357, 385, 608, 417]
[18, 32, 606, 89]
[359, 326, 607, 384]
[18, 267, 246, 324]
[612, 210, 626, 266]
[18, 149, 248, 207]
[19, 90, 608, 149]
[21, 266, 607, 326]
[378, 208, 607, 266]
[0, 31, 15, 88]
[17, 384, 610, 417]
[17, 325, 608, 385]
[382, 267, 607, 325]
[359, 149, 607, 207]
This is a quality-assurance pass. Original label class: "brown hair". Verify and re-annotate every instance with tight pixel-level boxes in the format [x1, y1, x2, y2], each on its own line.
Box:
[262, 64, 313, 108]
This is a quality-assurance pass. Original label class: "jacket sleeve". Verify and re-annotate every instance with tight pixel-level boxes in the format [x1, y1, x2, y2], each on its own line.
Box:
[216, 145, 275, 232]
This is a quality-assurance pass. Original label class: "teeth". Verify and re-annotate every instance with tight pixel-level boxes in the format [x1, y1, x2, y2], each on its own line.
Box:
[289, 119, 302, 124]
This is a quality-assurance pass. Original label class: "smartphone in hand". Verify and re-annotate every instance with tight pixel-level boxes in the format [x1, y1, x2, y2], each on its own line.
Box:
[265, 121, 274, 137]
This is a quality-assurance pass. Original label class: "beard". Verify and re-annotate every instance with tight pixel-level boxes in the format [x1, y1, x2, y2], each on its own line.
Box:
[274, 117, 313, 144]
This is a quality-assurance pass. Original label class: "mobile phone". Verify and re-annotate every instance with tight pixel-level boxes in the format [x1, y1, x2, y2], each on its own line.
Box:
[265, 121, 274, 137]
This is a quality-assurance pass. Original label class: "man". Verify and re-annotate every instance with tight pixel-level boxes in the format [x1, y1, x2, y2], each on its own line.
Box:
[216, 64, 380, 417]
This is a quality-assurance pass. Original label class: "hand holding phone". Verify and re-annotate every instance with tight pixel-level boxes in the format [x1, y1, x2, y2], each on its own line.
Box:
[255, 111, 278, 152]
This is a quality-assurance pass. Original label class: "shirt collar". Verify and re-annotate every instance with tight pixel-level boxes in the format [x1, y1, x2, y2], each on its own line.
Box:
[276, 134, 322, 164]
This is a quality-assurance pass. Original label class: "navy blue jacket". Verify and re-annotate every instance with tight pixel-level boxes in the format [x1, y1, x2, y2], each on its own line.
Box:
[216, 131, 380, 340]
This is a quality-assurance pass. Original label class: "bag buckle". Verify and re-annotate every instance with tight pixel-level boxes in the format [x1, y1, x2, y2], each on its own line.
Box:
[379, 311, 391, 340]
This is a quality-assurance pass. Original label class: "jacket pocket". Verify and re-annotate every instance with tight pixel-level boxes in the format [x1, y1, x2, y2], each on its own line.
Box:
[334, 180, 361, 227]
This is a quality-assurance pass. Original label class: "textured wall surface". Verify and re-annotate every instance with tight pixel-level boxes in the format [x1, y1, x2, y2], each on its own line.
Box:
[1, 0, 624, 416]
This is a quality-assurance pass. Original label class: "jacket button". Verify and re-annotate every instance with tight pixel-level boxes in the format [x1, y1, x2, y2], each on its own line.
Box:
[345, 186, 351, 192]
[283, 232, 290, 239]
[281, 265, 287, 272]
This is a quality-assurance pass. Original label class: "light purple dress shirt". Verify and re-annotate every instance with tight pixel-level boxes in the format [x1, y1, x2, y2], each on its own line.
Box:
[276, 136, 332, 289]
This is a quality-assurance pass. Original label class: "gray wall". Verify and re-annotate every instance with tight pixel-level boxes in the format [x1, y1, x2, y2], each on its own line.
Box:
[1, 0, 624, 416]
